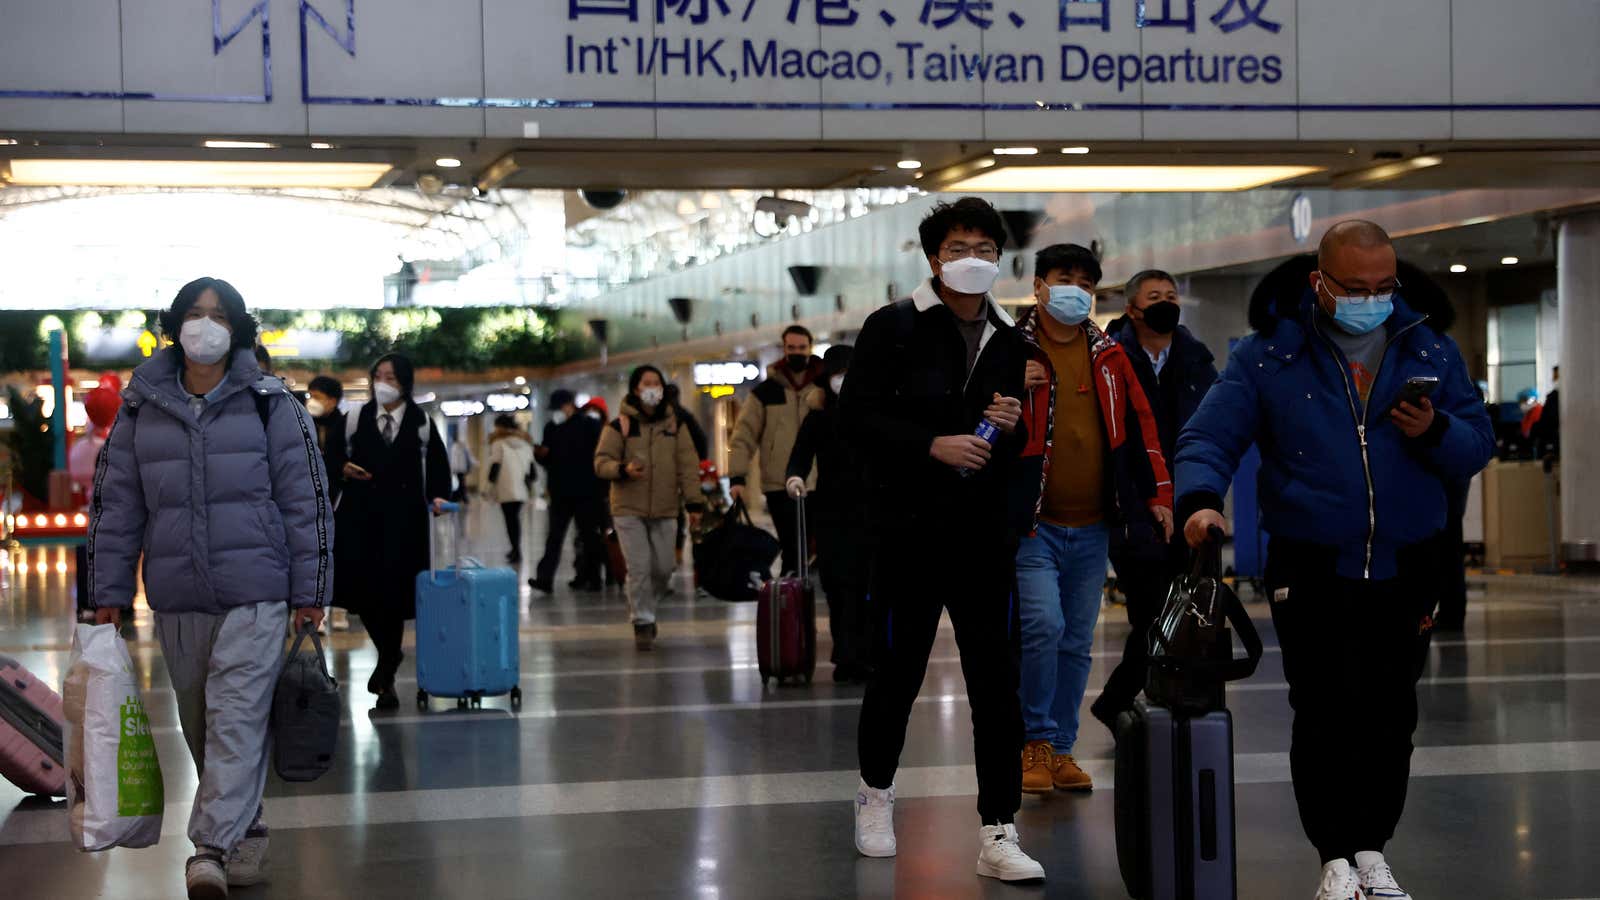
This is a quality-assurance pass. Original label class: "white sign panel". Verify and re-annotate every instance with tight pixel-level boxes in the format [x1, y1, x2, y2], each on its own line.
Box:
[1, 0, 1596, 140]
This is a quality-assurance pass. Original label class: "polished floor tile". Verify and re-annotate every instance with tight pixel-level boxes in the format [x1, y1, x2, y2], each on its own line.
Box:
[4, 504, 1600, 899]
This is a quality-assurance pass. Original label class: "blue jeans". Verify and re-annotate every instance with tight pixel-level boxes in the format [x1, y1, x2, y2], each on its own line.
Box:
[1016, 521, 1110, 754]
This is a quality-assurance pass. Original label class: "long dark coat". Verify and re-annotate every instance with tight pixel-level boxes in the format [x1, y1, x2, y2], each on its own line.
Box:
[331, 400, 451, 619]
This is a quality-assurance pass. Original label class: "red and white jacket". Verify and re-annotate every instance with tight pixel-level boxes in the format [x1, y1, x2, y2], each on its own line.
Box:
[1010, 306, 1173, 536]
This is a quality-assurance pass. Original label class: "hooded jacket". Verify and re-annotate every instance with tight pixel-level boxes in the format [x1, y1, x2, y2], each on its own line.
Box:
[1176, 291, 1494, 581]
[1011, 306, 1174, 538]
[729, 357, 825, 493]
[89, 347, 334, 613]
[594, 397, 704, 519]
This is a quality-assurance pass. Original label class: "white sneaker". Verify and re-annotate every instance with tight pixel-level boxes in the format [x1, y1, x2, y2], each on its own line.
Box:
[1315, 859, 1366, 900]
[185, 850, 229, 900]
[227, 827, 269, 886]
[1355, 851, 1412, 900]
[976, 824, 1046, 883]
[854, 779, 897, 858]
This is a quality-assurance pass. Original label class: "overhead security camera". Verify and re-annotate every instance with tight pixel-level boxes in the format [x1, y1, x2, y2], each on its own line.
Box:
[579, 189, 627, 210]
[755, 196, 814, 220]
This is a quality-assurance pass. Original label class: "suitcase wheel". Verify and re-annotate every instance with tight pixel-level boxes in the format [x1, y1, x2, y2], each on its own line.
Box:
[416, 690, 429, 710]
[510, 687, 523, 710]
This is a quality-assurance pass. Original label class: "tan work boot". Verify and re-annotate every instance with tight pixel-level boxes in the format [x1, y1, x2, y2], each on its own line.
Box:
[1050, 752, 1093, 792]
[1020, 740, 1055, 795]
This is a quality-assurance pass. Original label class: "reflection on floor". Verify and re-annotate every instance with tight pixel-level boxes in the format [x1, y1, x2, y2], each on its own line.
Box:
[3, 503, 1600, 899]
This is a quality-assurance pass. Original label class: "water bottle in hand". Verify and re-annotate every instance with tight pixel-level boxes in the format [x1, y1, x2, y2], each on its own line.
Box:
[958, 419, 1000, 479]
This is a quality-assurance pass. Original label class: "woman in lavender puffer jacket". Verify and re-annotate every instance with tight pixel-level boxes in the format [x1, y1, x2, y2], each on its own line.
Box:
[88, 277, 334, 900]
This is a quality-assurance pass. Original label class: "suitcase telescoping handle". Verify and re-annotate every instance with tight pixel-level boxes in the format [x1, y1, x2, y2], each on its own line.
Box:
[428, 500, 463, 584]
[795, 495, 808, 583]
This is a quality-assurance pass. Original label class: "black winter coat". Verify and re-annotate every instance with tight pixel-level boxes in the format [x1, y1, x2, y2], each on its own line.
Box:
[840, 294, 1028, 539]
[1113, 321, 1219, 466]
[313, 409, 346, 504]
[786, 390, 867, 527]
[331, 400, 452, 619]
[539, 414, 607, 500]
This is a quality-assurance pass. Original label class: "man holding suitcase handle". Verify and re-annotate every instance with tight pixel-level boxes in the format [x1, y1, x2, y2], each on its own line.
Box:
[1177, 221, 1495, 900]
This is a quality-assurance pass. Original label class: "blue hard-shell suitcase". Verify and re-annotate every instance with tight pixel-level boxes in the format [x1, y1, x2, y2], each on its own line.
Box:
[414, 509, 522, 710]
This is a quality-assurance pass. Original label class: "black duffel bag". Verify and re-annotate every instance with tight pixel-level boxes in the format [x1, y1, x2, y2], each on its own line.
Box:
[694, 500, 781, 603]
[272, 623, 340, 782]
[1145, 527, 1264, 715]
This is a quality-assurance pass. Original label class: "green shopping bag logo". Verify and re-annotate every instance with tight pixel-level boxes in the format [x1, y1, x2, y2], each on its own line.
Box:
[117, 694, 164, 817]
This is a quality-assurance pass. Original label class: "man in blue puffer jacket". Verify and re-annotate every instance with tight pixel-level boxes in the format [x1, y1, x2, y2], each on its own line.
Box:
[90, 277, 333, 900]
[1177, 221, 1493, 900]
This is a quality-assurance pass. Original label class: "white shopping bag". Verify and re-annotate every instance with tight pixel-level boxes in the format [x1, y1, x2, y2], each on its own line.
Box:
[62, 623, 164, 851]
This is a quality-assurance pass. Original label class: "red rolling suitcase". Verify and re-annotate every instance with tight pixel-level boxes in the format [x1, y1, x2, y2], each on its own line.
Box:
[757, 498, 815, 685]
[0, 654, 68, 797]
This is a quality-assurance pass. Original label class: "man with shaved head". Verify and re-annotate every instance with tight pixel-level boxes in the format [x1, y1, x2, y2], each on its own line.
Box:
[1175, 220, 1494, 900]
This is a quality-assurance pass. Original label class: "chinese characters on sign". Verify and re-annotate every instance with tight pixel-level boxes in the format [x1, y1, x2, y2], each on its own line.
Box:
[565, 0, 1289, 94]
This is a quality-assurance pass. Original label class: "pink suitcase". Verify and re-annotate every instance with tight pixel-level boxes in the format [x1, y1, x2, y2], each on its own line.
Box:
[0, 655, 67, 796]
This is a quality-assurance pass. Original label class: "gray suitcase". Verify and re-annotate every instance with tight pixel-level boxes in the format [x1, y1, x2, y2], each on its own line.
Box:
[1115, 699, 1237, 900]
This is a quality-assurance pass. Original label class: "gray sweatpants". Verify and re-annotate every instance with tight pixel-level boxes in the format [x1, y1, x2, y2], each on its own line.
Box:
[613, 515, 676, 626]
[155, 601, 287, 852]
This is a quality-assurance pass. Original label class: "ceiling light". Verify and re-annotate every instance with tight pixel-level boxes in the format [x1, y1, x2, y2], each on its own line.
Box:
[993, 147, 1039, 156]
[897, 159, 921, 170]
[435, 157, 463, 168]
[1501, 256, 1520, 266]
[945, 165, 1323, 193]
[203, 140, 278, 150]
[1060, 146, 1091, 155]
[0, 138, 17, 146]
[1331, 154, 1444, 188]
[310, 142, 333, 150]
[1, 159, 393, 189]
[1450, 264, 1468, 273]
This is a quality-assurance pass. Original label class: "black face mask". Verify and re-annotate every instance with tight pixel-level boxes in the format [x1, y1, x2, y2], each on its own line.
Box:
[1139, 301, 1181, 335]
[786, 354, 810, 372]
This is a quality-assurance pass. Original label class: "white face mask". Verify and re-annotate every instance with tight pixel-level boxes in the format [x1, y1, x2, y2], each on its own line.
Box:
[638, 387, 664, 408]
[829, 374, 846, 395]
[551, 410, 568, 425]
[180, 318, 232, 365]
[938, 256, 1001, 296]
[305, 398, 328, 418]
[373, 382, 402, 407]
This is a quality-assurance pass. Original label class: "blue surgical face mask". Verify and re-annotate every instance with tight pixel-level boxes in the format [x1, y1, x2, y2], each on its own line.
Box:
[1322, 279, 1394, 335]
[1044, 284, 1093, 326]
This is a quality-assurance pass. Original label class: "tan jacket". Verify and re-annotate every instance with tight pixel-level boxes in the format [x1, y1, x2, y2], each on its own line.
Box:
[729, 358, 826, 493]
[594, 398, 702, 519]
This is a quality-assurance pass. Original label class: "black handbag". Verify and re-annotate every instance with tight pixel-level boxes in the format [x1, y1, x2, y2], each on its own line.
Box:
[272, 623, 340, 783]
[693, 500, 781, 603]
[1145, 529, 1264, 715]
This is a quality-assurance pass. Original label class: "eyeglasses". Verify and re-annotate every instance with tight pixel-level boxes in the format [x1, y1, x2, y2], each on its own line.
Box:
[1320, 270, 1401, 301]
[940, 242, 1000, 262]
